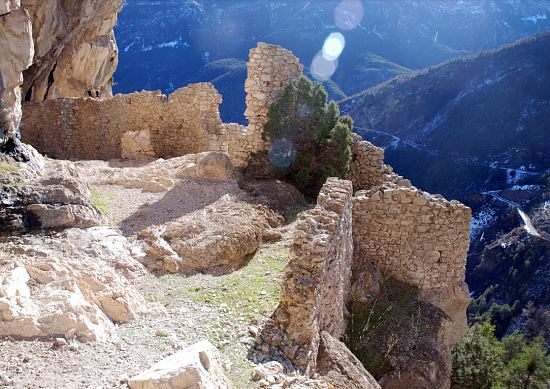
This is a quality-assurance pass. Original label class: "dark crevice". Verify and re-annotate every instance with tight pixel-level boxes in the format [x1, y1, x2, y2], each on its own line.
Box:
[43, 61, 58, 100]
[24, 80, 36, 102]
[0, 138, 30, 162]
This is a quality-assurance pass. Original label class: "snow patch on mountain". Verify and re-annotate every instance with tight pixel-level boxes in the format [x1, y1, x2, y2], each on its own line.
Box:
[522, 13, 547, 23]
[471, 204, 497, 240]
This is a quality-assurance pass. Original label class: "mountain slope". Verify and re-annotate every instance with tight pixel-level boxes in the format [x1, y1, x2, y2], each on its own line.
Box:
[344, 31, 550, 196]
[113, 0, 550, 123]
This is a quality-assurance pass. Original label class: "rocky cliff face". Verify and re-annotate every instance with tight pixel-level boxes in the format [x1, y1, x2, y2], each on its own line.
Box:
[21, 0, 124, 102]
[0, 0, 123, 156]
[0, 1, 34, 149]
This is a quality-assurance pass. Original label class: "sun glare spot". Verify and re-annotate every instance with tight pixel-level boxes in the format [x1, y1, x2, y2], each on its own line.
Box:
[335, 0, 364, 30]
[269, 139, 297, 168]
[311, 53, 338, 81]
[322, 32, 346, 61]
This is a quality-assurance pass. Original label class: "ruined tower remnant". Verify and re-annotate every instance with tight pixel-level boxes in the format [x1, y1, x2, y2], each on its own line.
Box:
[244, 42, 304, 151]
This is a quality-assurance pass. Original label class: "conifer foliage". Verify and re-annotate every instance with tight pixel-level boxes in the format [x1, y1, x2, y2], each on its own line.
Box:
[262, 76, 352, 197]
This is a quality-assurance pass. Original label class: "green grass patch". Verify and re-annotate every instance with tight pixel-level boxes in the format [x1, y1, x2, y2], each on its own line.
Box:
[0, 161, 19, 174]
[145, 240, 291, 388]
[186, 248, 287, 320]
[90, 187, 112, 215]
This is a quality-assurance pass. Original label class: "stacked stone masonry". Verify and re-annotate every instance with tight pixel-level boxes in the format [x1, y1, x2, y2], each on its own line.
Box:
[267, 134, 471, 382]
[264, 178, 354, 374]
[22, 83, 223, 160]
[348, 133, 412, 191]
[20, 42, 304, 165]
[244, 42, 304, 151]
[352, 184, 471, 290]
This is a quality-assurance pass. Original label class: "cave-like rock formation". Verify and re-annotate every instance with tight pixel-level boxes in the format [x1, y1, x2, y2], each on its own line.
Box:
[0, 0, 123, 154]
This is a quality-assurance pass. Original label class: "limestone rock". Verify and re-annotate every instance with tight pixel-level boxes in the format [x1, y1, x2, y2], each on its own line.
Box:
[0, 6, 33, 141]
[1, 0, 123, 149]
[0, 154, 105, 232]
[0, 1, 20, 14]
[128, 340, 231, 389]
[252, 361, 284, 382]
[316, 331, 380, 389]
[21, 0, 124, 102]
[0, 227, 150, 341]
[178, 152, 235, 181]
[139, 193, 283, 273]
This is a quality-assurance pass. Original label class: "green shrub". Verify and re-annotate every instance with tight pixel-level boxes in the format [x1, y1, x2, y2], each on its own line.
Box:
[451, 322, 505, 388]
[452, 322, 550, 389]
[501, 335, 550, 389]
[262, 76, 352, 198]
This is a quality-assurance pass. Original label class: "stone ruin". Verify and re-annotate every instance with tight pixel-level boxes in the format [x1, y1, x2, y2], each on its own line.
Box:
[1, 5, 472, 385]
[1, 0, 124, 152]
[20, 42, 305, 167]
[258, 133, 471, 387]
[262, 178, 354, 375]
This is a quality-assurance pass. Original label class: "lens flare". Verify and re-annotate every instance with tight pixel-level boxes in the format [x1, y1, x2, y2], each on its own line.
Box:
[311, 53, 338, 81]
[322, 32, 346, 61]
[335, 0, 364, 31]
[298, 104, 311, 118]
[268, 138, 297, 168]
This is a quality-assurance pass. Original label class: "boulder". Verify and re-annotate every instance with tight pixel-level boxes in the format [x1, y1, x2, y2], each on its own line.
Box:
[316, 331, 380, 389]
[178, 152, 235, 181]
[128, 341, 231, 389]
[0, 154, 105, 233]
[251, 361, 284, 382]
[139, 194, 283, 273]
[0, 227, 151, 341]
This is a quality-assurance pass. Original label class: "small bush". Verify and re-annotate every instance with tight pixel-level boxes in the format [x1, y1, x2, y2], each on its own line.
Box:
[262, 76, 352, 198]
[451, 321, 505, 389]
[451, 322, 550, 389]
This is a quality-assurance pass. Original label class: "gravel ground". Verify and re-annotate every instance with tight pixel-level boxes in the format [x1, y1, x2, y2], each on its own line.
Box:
[1, 159, 298, 389]
[0, 235, 291, 389]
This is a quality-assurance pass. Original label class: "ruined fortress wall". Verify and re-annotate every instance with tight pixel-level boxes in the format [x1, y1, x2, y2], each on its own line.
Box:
[348, 133, 413, 191]
[349, 133, 392, 190]
[20, 43, 304, 163]
[264, 178, 353, 374]
[352, 185, 471, 290]
[21, 83, 222, 160]
[245, 42, 303, 151]
[207, 123, 259, 167]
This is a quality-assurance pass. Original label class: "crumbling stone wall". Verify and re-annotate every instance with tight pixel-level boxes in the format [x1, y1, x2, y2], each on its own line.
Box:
[352, 184, 470, 290]
[20, 42, 304, 163]
[207, 123, 259, 167]
[21, 83, 222, 160]
[262, 178, 354, 374]
[352, 182, 471, 345]
[349, 133, 411, 191]
[244, 42, 303, 151]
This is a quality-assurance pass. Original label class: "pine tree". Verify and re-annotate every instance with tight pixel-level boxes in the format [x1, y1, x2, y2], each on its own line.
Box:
[262, 76, 353, 198]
